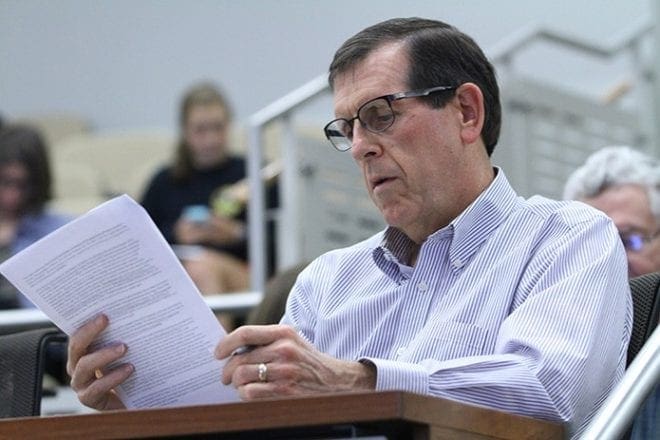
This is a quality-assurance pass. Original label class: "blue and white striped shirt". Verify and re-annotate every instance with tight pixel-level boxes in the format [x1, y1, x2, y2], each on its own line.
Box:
[282, 169, 632, 437]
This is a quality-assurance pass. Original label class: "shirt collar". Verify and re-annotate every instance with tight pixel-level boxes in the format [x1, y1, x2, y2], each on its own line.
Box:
[378, 167, 520, 269]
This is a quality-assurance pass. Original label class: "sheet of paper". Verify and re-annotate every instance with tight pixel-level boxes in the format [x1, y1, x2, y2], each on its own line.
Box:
[0, 194, 240, 408]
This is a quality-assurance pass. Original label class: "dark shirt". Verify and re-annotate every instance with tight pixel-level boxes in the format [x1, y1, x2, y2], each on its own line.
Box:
[140, 157, 247, 261]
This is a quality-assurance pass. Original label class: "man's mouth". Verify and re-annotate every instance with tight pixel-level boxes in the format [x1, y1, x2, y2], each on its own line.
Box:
[372, 176, 395, 190]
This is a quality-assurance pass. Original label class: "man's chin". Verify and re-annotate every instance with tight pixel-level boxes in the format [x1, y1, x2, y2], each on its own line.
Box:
[380, 209, 409, 231]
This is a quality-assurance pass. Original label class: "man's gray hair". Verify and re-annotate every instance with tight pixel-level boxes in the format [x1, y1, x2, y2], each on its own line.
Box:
[563, 145, 660, 220]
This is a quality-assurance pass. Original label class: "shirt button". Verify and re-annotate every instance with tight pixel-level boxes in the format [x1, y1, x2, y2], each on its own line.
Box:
[396, 347, 406, 358]
[417, 281, 428, 291]
[453, 258, 464, 269]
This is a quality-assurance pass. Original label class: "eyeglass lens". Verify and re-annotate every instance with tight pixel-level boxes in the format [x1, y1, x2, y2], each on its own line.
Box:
[360, 98, 395, 132]
[325, 97, 395, 151]
[620, 233, 647, 252]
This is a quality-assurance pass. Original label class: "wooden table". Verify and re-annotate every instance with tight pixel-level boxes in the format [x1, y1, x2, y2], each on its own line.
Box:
[0, 391, 564, 439]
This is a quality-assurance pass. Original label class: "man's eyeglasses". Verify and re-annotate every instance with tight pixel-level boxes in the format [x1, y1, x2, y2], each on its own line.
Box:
[619, 230, 660, 252]
[324, 85, 457, 152]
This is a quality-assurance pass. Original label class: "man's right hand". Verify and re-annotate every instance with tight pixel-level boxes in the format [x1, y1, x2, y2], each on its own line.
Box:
[66, 314, 132, 410]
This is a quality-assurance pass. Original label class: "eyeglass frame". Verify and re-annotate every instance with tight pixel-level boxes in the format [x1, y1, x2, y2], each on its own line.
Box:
[323, 85, 458, 152]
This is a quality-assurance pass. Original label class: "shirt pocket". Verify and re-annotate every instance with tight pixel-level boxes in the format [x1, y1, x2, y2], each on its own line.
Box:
[405, 320, 489, 362]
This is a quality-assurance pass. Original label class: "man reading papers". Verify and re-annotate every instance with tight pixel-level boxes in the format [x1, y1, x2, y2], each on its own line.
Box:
[58, 17, 628, 438]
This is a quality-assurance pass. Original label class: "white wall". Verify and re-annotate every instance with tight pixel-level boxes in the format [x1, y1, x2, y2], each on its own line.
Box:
[0, 0, 650, 133]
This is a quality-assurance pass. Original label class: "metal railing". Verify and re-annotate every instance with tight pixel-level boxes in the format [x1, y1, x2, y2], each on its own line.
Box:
[489, 18, 653, 67]
[247, 74, 329, 291]
[0, 292, 262, 334]
[490, 19, 655, 154]
[581, 325, 660, 439]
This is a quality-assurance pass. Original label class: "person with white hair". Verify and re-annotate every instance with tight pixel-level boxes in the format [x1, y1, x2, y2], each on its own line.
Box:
[564, 145, 659, 439]
[564, 145, 660, 277]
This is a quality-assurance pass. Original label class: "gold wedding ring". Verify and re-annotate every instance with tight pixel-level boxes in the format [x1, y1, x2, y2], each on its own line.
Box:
[257, 362, 268, 383]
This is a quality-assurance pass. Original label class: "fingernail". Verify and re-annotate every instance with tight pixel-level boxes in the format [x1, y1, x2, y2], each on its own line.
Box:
[231, 345, 254, 356]
[95, 314, 106, 325]
[114, 343, 126, 354]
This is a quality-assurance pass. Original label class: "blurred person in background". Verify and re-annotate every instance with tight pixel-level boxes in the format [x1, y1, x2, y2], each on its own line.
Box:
[564, 145, 659, 440]
[564, 146, 660, 277]
[0, 124, 71, 308]
[140, 82, 249, 304]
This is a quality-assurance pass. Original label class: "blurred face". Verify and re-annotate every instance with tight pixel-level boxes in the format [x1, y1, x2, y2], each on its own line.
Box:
[332, 43, 473, 242]
[0, 162, 30, 217]
[582, 184, 660, 277]
[184, 103, 230, 169]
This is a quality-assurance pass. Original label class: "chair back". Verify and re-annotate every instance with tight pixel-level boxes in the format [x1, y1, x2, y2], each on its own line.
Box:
[0, 327, 67, 418]
[627, 272, 660, 366]
[246, 262, 308, 325]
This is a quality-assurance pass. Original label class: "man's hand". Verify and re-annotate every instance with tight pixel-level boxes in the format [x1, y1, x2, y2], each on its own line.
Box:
[66, 314, 131, 410]
[215, 325, 376, 400]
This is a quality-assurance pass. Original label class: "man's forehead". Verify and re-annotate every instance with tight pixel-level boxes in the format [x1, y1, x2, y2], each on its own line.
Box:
[331, 42, 408, 114]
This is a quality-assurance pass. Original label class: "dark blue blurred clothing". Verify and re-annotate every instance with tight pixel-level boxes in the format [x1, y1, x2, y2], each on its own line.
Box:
[631, 385, 658, 440]
[1, 211, 71, 309]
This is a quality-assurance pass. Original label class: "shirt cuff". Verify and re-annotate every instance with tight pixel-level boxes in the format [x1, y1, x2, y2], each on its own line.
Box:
[360, 357, 429, 395]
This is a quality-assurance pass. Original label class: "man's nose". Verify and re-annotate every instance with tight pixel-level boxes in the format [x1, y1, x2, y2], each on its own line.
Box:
[350, 124, 382, 160]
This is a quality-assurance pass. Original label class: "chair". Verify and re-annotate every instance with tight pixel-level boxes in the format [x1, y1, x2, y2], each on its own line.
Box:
[14, 112, 91, 146]
[246, 262, 308, 325]
[626, 271, 660, 366]
[52, 130, 175, 201]
[0, 327, 67, 418]
[50, 160, 106, 216]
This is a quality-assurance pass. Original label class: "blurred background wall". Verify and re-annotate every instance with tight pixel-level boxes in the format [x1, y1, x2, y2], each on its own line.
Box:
[0, 0, 651, 132]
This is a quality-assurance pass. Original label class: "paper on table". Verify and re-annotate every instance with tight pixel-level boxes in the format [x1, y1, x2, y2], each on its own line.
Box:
[0, 194, 240, 408]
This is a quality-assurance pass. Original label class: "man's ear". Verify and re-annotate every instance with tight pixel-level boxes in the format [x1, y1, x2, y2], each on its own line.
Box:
[455, 83, 485, 145]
